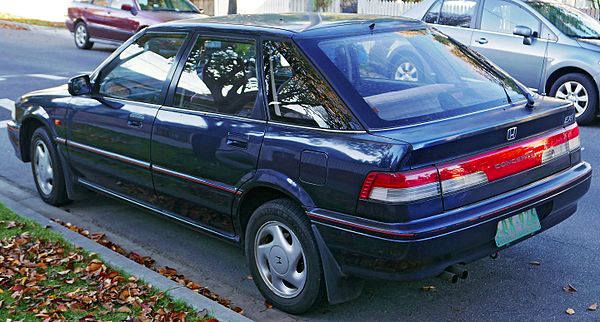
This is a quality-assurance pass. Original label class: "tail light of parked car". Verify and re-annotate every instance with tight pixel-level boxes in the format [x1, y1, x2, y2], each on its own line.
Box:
[360, 124, 581, 203]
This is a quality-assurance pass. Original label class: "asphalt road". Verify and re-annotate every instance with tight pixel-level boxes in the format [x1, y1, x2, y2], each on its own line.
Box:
[1, 25, 599, 322]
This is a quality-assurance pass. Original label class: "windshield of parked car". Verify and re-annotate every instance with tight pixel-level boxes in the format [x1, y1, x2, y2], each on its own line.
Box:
[137, 0, 198, 12]
[529, 1, 600, 38]
[316, 28, 525, 127]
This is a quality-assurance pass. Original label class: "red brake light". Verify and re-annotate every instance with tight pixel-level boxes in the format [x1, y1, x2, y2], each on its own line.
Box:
[361, 125, 580, 203]
[360, 167, 440, 203]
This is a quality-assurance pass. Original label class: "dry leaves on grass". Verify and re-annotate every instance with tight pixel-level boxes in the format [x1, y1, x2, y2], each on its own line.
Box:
[52, 219, 244, 314]
[0, 23, 28, 30]
[0, 231, 210, 321]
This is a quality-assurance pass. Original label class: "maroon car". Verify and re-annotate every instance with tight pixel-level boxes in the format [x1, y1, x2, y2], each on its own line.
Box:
[66, 0, 205, 49]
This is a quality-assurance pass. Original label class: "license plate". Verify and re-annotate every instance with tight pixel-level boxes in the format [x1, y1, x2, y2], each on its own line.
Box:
[495, 209, 541, 247]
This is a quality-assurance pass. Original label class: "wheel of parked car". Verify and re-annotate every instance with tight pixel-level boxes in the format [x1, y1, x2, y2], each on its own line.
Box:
[245, 199, 326, 314]
[30, 127, 69, 206]
[74, 22, 94, 50]
[390, 52, 423, 82]
[550, 73, 598, 125]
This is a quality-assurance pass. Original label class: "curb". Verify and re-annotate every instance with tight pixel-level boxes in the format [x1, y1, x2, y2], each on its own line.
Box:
[0, 179, 253, 322]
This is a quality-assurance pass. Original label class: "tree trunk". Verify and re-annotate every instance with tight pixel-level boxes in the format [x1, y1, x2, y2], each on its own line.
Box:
[228, 0, 237, 14]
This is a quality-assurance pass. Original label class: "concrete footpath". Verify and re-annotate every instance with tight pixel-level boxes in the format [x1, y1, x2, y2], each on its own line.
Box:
[0, 178, 253, 322]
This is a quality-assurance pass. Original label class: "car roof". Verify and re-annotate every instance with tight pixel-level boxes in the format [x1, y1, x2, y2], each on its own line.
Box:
[151, 13, 427, 38]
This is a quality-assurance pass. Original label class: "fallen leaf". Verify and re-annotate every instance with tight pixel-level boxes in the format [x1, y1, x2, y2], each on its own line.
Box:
[588, 303, 598, 311]
[265, 301, 273, 309]
[566, 308, 575, 315]
[529, 261, 541, 266]
[421, 285, 436, 292]
[116, 305, 131, 313]
[563, 284, 577, 293]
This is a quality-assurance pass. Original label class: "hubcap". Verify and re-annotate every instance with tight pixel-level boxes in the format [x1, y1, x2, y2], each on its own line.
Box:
[556, 81, 589, 117]
[254, 221, 307, 299]
[34, 140, 53, 196]
[75, 24, 87, 47]
[394, 62, 419, 82]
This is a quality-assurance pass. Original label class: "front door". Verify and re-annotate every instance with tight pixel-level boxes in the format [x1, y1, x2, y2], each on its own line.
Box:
[151, 35, 265, 236]
[67, 32, 188, 203]
[106, 0, 139, 41]
[470, 0, 547, 89]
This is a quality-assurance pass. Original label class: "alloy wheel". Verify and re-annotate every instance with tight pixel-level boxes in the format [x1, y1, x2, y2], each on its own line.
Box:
[254, 221, 307, 299]
[34, 140, 54, 196]
[556, 81, 589, 117]
[75, 24, 87, 48]
[394, 62, 419, 82]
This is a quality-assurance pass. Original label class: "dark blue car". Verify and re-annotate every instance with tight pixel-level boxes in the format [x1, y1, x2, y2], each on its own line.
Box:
[7, 14, 592, 314]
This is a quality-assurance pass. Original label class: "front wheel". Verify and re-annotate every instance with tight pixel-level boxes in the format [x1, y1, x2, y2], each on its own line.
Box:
[550, 73, 598, 125]
[245, 199, 326, 314]
[30, 127, 69, 206]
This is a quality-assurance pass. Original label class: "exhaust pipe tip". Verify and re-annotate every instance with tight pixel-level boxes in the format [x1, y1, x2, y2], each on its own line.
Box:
[447, 265, 468, 279]
[438, 270, 459, 284]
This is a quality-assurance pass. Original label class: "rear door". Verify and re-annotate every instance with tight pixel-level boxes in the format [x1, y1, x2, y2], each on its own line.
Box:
[68, 32, 188, 203]
[470, 0, 547, 89]
[151, 34, 265, 235]
[425, 0, 478, 45]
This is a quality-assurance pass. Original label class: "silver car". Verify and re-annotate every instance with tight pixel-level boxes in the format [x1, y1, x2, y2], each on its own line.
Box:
[404, 0, 600, 124]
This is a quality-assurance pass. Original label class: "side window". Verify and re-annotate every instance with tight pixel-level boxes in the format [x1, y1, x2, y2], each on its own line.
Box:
[172, 38, 259, 118]
[111, 0, 133, 9]
[438, 0, 477, 28]
[97, 33, 186, 104]
[424, 0, 442, 24]
[481, 0, 540, 35]
[93, 0, 109, 6]
[263, 41, 362, 131]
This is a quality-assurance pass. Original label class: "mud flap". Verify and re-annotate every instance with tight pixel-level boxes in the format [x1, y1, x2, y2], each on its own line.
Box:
[311, 225, 364, 304]
[56, 144, 89, 200]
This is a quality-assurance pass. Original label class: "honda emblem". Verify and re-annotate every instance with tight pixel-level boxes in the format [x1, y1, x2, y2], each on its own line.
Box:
[506, 127, 518, 141]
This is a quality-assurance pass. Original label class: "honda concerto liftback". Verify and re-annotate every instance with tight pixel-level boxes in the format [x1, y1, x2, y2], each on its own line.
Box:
[7, 14, 592, 314]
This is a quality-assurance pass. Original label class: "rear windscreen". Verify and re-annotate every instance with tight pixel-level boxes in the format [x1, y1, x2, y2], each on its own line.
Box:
[316, 28, 525, 127]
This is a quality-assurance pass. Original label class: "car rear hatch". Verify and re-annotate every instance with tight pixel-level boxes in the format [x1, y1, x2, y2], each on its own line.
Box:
[369, 97, 580, 211]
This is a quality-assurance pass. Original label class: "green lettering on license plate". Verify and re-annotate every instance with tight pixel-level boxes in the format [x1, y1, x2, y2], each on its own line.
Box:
[495, 209, 541, 247]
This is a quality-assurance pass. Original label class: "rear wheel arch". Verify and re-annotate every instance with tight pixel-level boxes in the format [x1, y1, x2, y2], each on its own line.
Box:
[236, 185, 306, 242]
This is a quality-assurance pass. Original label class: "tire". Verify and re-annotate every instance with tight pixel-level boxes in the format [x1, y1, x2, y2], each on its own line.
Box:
[245, 199, 326, 314]
[74, 21, 94, 50]
[390, 51, 423, 82]
[30, 127, 69, 206]
[549, 73, 598, 125]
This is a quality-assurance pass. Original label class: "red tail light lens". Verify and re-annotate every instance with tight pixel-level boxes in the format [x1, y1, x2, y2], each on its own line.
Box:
[361, 124, 580, 203]
[359, 167, 440, 203]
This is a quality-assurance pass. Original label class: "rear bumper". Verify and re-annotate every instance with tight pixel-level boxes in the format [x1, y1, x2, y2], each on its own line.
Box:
[309, 161, 592, 281]
[6, 121, 22, 161]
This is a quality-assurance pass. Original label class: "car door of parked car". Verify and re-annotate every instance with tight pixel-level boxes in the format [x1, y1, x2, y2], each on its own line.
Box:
[151, 34, 265, 236]
[67, 32, 188, 204]
[470, 0, 548, 89]
[105, 0, 139, 41]
[423, 0, 479, 45]
[85, 0, 113, 39]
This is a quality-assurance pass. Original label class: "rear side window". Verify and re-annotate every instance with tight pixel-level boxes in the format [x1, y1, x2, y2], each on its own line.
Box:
[172, 38, 259, 118]
[481, 0, 539, 35]
[438, 0, 477, 28]
[96, 33, 186, 105]
[263, 41, 362, 131]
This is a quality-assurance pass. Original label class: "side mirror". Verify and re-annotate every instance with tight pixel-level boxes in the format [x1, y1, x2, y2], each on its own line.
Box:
[513, 25, 533, 45]
[68, 75, 92, 96]
[121, 4, 137, 15]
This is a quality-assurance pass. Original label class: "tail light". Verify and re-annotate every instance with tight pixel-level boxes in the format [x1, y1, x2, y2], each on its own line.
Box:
[361, 124, 581, 203]
[359, 167, 440, 203]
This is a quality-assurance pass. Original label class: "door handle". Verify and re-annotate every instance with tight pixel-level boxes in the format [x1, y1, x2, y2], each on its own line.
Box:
[127, 113, 144, 128]
[226, 132, 249, 149]
[476, 37, 488, 44]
